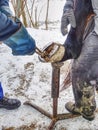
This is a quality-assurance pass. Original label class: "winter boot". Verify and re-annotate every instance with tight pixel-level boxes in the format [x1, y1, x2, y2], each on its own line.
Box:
[65, 101, 95, 121]
[0, 97, 21, 110]
[65, 101, 80, 115]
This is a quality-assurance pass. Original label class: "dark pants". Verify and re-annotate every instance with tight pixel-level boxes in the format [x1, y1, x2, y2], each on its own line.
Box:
[72, 31, 98, 116]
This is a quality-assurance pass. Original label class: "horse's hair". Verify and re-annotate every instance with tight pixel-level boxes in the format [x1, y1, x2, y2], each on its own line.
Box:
[63, 0, 93, 60]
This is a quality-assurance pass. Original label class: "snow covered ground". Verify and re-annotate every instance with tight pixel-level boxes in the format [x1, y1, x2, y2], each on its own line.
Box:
[0, 28, 98, 130]
[1, 0, 98, 130]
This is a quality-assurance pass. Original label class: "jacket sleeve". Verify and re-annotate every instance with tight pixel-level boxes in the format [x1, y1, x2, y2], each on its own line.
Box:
[0, 12, 36, 56]
[0, 0, 36, 55]
[63, 0, 74, 12]
[91, 0, 98, 34]
[0, 11, 19, 41]
[0, 0, 9, 6]
[0, 0, 19, 40]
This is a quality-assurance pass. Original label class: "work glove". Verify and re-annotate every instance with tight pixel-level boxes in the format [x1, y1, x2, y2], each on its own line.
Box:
[38, 42, 65, 63]
[61, 0, 76, 36]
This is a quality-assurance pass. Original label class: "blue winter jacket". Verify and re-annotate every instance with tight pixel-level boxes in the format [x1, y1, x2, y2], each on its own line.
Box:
[0, 0, 9, 6]
[0, 0, 36, 55]
[0, 0, 19, 41]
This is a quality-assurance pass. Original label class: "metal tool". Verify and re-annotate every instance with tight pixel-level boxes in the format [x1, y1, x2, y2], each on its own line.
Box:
[24, 44, 80, 130]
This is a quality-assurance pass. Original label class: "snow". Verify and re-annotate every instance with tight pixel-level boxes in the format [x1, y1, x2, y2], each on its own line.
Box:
[1, 28, 98, 130]
[1, 0, 98, 130]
